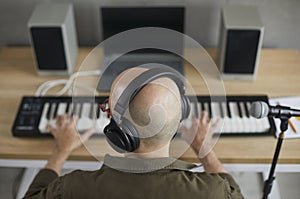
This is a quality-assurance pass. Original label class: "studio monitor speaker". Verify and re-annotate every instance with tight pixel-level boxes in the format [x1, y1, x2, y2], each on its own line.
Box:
[217, 5, 264, 80]
[28, 3, 78, 76]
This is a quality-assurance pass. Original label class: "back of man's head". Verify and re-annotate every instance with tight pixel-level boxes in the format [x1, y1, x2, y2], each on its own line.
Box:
[109, 67, 182, 152]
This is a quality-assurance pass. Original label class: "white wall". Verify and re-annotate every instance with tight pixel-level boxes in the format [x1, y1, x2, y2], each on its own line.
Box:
[0, 0, 299, 50]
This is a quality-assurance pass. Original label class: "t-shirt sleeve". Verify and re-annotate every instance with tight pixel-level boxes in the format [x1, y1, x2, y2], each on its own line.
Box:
[24, 168, 63, 199]
[219, 173, 245, 199]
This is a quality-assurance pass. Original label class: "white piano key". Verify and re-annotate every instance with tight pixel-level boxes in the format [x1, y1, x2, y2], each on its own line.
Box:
[57, 103, 67, 116]
[229, 102, 242, 133]
[247, 102, 259, 132]
[77, 103, 94, 132]
[48, 103, 57, 130]
[204, 102, 209, 115]
[38, 103, 50, 133]
[197, 102, 202, 116]
[75, 103, 81, 116]
[221, 102, 228, 117]
[211, 102, 221, 121]
[239, 102, 251, 132]
[221, 102, 230, 133]
[67, 103, 73, 118]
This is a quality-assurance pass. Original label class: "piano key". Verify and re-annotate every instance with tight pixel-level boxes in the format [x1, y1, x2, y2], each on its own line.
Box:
[197, 102, 202, 116]
[204, 102, 210, 117]
[229, 102, 243, 132]
[74, 103, 81, 116]
[226, 102, 232, 118]
[211, 102, 221, 120]
[96, 104, 100, 119]
[80, 103, 91, 118]
[77, 103, 93, 132]
[221, 102, 228, 117]
[208, 102, 212, 118]
[53, 102, 59, 118]
[67, 103, 74, 118]
[244, 102, 250, 117]
[239, 102, 251, 132]
[194, 101, 199, 118]
[219, 102, 224, 118]
[89, 103, 94, 119]
[201, 102, 205, 112]
[46, 102, 52, 120]
[65, 103, 70, 115]
[71, 103, 77, 116]
[78, 103, 83, 118]
[38, 103, 50, 133]
[237, 102, 243, 118]
[46, 103, 57, 131]
[57, 103, 67, 116]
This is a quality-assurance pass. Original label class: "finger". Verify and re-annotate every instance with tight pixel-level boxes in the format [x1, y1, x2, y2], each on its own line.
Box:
[192, 115, 199, 125]
[200, 111, 208, 124]
[48, 125, 58, 138]
[179, 126, 188, 134]
[80, 128, 95, 142]
[211, 118, 221, 129]
[69, 115, 78, 126]
[56, 114, 67, 128]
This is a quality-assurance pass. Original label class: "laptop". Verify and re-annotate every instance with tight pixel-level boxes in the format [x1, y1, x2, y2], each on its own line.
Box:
[97, 6, 185, 92]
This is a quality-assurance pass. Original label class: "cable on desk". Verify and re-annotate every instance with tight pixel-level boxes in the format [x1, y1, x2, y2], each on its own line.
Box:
[35, 70, 102, 96]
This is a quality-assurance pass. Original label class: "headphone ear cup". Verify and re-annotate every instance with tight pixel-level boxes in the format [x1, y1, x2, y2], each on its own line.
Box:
[104, 119, 132, 153]
[181, 95, 191, 120]
[121, 118, 140, 152]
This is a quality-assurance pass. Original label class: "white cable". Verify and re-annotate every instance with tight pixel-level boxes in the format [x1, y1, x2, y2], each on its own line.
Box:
[35, 70, 102, 96]
[35, 80, 67, 96]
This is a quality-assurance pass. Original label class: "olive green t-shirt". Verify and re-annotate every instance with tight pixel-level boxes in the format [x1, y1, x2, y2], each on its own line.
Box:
[24, 155, 244, 199]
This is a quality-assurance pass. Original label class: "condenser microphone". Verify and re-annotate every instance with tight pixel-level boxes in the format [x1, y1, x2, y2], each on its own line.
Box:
[250, 101, 300, 119]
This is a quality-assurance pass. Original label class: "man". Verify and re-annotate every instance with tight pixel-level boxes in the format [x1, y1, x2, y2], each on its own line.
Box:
[24, 68, 244, 198]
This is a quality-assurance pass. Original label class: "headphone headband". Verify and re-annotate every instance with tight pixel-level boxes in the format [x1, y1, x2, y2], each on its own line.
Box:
[113, 66, 186, 125]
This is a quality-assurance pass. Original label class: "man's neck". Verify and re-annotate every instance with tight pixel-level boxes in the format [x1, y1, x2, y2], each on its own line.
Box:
[125, 143, 170, 159]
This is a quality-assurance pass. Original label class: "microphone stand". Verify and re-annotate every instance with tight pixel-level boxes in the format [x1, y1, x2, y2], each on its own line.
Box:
[262, 117, 288, 199]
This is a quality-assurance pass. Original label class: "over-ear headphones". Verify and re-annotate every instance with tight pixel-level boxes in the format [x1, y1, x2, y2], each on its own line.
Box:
[104, 66, 190, 153]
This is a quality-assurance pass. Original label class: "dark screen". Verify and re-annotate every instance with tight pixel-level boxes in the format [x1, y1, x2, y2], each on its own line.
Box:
[30, 27, 67, 70]
[101, 7, 184, 54]
[224, 30, 260, 74]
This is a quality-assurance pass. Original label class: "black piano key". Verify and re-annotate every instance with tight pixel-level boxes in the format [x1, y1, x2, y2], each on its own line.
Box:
[219, 102, 224, 118]
[208, 102, 212, 118]
[65, 103, 70, 115]
[244, 102, 250, 117]
[237, 102, 243, 118]
[194, 102, 199, 118]
[226, 102, 232, 118]
[201, 102, 205, 112]
[78, 103, 83, 118]
[96, 104, 100, 118]
[72, 103, 77, 116]
[89, 103, 94, 119]
[46, 103, 52, 120]
[53, 103, 59, 118]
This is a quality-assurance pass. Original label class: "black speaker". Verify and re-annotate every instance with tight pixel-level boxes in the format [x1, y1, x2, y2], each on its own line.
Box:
[217, 5, 264, 80]
[28, 3, 78, 76]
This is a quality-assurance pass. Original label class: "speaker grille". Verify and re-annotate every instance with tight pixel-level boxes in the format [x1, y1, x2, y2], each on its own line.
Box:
[224, 30, 260, 74]
[31, 27, 67, 70]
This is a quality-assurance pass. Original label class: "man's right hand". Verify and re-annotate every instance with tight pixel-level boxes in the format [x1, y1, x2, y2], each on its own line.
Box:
[180, 111, 220, 158]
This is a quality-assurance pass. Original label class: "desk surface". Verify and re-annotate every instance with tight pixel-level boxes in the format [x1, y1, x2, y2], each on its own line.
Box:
[0, 47, 300, 164]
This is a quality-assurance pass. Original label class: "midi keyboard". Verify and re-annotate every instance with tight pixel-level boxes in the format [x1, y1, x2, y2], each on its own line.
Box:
[12, 95, 276, 137]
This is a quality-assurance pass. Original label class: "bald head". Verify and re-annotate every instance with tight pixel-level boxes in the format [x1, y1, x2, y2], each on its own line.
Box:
[109, 67, 182, 151]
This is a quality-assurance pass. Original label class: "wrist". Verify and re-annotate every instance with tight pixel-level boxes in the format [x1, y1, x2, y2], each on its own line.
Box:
[44, 147, 71, 175]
